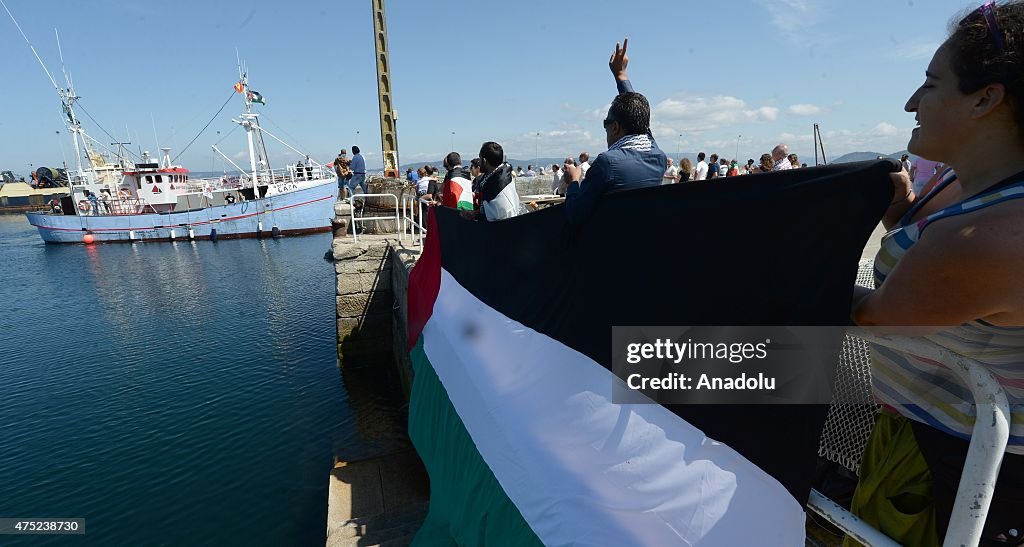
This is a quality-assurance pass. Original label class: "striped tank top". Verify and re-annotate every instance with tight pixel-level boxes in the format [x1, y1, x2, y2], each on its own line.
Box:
[872, 169, 1024, 454]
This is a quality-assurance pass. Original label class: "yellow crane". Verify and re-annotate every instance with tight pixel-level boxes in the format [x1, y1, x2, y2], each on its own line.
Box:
[371, 0, 399, 177]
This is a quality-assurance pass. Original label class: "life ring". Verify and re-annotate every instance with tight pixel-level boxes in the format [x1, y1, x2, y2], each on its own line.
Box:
[118, 188, 131, 199]
[78, 200, 91, 212]
[225, 194, 236, 204]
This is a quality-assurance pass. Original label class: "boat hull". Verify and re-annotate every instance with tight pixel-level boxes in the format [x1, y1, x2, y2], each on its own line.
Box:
[26, 181, 337, 243]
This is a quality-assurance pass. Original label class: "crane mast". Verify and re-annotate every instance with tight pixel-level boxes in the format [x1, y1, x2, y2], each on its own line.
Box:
[371, 0, 399, 177]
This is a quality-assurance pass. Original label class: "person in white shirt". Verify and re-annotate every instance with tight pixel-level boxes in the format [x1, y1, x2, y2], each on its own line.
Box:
[578, 152, 590, 180]
[663, 158, 679, 184]
[693, 152, 709, 180]
[416, 167, 435, 198]
[771, 144, 792, 171]
[551, 164, 563, 195]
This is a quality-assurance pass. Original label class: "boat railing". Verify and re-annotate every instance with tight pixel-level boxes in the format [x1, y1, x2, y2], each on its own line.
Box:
[185, 176, 249, 194]
[348, 193, 399, 243]
[84, 196, 159, 216]
[809, 330, 1010, 547]
[400, 193, 429, 246]
[285, 163, 329, 183]
[186, 166, 332, 190]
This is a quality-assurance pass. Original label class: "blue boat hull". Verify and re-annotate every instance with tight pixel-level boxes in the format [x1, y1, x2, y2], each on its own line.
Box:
[26, 181, 337, 243]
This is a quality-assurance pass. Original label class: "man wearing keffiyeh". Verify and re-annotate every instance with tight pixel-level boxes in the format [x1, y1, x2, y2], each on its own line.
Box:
[563, 38, 668, 224]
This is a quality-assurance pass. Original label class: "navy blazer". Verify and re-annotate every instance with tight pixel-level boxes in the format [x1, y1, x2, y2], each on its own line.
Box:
[564, 80, 667, 225]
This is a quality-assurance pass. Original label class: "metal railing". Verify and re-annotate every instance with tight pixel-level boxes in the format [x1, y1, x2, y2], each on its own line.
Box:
[79, 196, 158, 215]
[808, 331, 1011, 547]
[400, 193, 429, 246]
[348, 193, 399, 243]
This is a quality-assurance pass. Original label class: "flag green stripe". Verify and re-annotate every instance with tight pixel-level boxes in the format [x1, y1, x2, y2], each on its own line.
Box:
[408, 337, 542, 547]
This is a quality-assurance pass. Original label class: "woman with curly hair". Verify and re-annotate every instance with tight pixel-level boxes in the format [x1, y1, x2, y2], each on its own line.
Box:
[850, 2, 1024, 544]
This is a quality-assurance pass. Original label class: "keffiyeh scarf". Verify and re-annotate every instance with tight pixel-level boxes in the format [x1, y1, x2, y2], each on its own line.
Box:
[608, 133, 654, 152]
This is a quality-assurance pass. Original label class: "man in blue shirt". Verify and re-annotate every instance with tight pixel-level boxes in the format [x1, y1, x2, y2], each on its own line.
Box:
[563, 39, 666, 225]
[349, 145, 367, 196]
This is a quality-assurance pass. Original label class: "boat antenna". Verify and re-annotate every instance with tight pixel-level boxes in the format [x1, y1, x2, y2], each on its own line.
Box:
[0, 0, 61, 92]
[151, 114, 161, 157]
[55, 28, 72, 93]
[1, 1, 97, 172]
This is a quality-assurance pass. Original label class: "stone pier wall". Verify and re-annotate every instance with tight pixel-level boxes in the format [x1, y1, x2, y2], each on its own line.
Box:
[331, 199, 420, 391]
[333, 235, 397, 365]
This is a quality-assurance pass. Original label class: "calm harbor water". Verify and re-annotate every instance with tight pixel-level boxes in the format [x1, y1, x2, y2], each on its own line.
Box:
[0, 214, 408, 545]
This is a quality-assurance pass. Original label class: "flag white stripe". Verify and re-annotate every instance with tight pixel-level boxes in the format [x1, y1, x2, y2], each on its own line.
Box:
[421, 268, 805, 546]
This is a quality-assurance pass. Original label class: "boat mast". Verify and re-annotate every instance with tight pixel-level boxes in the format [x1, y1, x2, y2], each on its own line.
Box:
[54, 29, 90, 175]
[237, 68, 261, 186]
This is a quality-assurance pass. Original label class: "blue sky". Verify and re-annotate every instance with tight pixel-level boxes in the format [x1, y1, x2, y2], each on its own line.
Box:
[0, 0, 977, 173]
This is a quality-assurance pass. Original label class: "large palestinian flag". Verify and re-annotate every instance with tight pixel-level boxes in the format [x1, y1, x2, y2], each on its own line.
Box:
[406, 160, 894, 545]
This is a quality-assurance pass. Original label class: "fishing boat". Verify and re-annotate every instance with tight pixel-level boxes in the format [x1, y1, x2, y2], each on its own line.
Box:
[25, 72, 337, 243]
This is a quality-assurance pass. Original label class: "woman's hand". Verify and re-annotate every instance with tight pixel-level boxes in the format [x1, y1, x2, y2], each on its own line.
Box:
[891, 168, 913, 203]
[881, 167, 915, 230]
[609, 38, 629, 82]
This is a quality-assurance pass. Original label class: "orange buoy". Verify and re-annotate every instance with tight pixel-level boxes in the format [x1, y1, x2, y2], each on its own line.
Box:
[83, 234, 95, 244]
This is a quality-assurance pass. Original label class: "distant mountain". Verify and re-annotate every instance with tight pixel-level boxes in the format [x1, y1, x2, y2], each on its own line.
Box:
[831, 150, 908, 164]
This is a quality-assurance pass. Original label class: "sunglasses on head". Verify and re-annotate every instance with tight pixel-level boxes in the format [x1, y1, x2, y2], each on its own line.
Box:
[962, 1, 1006, 55]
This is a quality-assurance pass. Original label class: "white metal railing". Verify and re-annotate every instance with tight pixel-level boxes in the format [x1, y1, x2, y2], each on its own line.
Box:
[809, 330, 1011, 547]
[348, 193, 399, 243]
[400, 193, 429, 246]
[186, 165, 331, 191]
[187, 176, 247, 193]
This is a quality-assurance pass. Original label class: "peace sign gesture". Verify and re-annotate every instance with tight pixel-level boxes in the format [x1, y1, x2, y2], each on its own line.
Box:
[609, 38, 629, 82]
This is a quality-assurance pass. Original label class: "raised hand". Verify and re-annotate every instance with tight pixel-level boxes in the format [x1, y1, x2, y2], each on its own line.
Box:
[563, 163, 582, 183]
[609, 38, 629, 81]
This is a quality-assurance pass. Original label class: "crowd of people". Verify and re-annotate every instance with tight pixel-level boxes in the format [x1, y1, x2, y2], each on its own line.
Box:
[386, 37, 821, 226]
[653, 143, 808, 183]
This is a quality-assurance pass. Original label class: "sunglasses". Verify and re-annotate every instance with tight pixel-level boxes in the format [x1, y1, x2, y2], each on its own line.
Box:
[603, 117, 617, 128]
[962, 1, 1006, 55]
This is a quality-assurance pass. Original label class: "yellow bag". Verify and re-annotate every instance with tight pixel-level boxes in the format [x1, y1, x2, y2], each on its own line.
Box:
[845, 411, 939, 547]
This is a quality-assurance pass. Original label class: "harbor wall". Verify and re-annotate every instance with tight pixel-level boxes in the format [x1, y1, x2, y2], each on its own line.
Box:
[331, 200, 419, 392]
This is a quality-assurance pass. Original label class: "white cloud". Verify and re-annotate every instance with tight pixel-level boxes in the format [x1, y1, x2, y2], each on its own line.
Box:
[757, 106, 780, 121]
[499, 128, 602, 160]
[787, 103, 824, 116]
[872, 122, 899, 137]
[651, 95, 780, 133]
